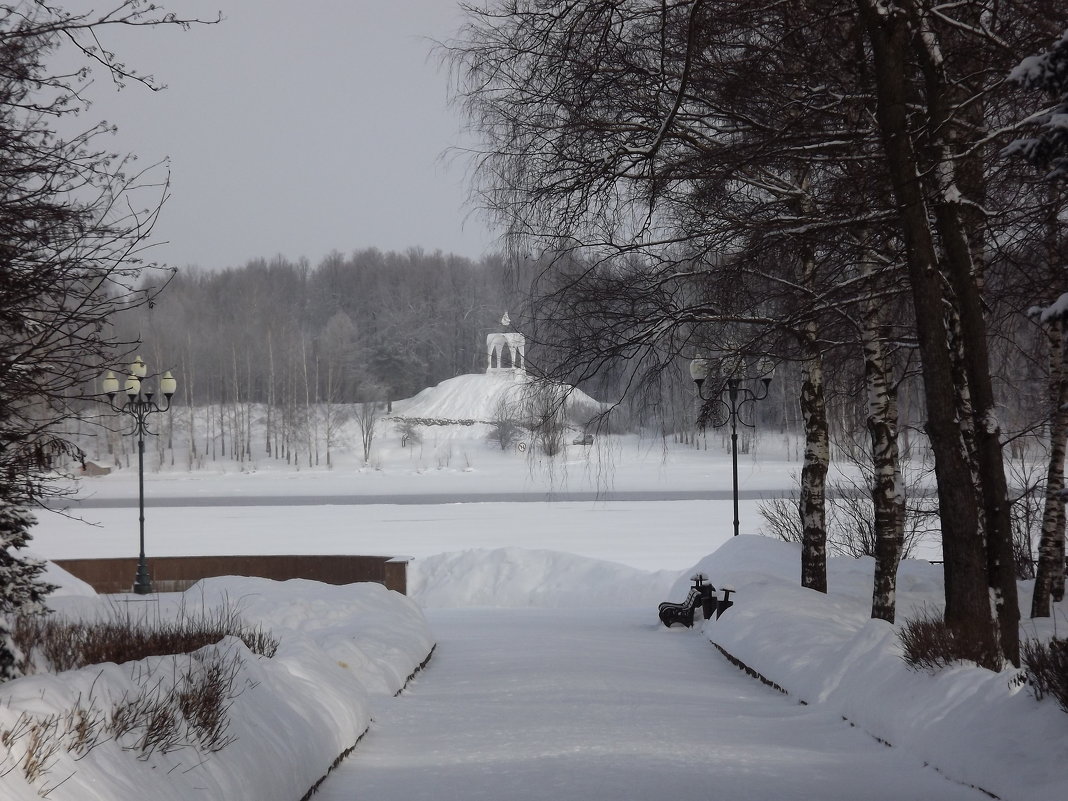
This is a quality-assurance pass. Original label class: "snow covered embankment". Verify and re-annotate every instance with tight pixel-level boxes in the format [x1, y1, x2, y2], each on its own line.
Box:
[691, 536, 1068, 801]
[410, 546, 679, 608]
[0, 576, 435, 801]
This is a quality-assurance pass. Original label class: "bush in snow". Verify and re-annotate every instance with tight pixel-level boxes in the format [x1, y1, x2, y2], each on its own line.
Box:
[1, 643, 253, 787]
[1019, 637, 1068, 712]
[0, 503, 55, 681]
[486, 397, 526, 451]
[12, 599, 278, 675]
[394, 417, 423, 448]
[898, 608, 1002, 673]
[2, 601, 281, 786]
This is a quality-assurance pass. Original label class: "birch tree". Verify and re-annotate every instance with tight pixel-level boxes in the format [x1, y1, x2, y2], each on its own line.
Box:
[851, 0, 1065, 665]
[448, 0, 914, 600]
[1004, 28, 1068, 618]
[1030, 306, 1068, 616]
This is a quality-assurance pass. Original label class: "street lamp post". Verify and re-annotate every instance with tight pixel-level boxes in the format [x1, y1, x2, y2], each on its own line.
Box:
[689, 355, 773, 537]
[102, 356, 177, 595]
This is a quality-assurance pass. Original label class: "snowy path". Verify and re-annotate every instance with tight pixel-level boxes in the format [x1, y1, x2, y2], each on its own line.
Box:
[315, 608, 987, 801]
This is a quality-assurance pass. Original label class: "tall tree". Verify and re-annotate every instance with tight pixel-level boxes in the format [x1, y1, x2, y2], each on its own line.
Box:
[448, 0, 915, 601]
[1004, 29, 1068, 617]
[0, 2, 212, 675]
[851, 0, 1064, 665]
[451, 1, 1062, 653]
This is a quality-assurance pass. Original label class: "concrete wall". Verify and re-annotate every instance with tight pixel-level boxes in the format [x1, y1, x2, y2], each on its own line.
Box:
[53, 554, 409, 596]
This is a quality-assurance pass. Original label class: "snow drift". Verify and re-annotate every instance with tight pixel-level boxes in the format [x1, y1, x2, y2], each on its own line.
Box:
[0, 577, 434, 801]
[692, 536, 1068, 801]
[410, 547, 677, 609]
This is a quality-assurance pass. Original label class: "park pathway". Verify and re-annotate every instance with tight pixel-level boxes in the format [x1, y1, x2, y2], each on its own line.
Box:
[315, 608, 986, 801]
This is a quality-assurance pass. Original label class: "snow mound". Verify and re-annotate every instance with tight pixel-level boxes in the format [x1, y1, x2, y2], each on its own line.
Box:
[5, 577, 434, 801]
[692, 536, 1068, 801]
[36, 553, 96, 598]
[392, 372, 606, 424]
[410, 547, 680, 609]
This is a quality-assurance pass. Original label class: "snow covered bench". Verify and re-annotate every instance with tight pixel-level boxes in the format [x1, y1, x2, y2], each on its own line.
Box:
[658, 573, 734, 627]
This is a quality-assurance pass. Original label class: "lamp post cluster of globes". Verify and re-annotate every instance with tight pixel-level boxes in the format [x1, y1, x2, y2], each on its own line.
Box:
[689, 354, 774, 538]
[101, 356, 177, 595]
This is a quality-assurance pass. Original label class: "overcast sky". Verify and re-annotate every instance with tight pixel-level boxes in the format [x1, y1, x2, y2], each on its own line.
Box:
[66, 1, 496, 270]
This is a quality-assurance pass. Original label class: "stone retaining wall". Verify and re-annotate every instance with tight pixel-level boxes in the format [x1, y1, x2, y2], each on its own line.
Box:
[52, 554, 410, 595]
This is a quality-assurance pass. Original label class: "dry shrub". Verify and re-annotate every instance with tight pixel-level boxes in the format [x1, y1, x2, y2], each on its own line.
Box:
[0, 601, 274, 786]
[898, 609, 1002, 672]
[12, 601, 278, 674]
[9, 714, 61, 782]
[1, 646, 252, 785]
[176, 652, 242, 752]
[1018, 637, 1068, 711]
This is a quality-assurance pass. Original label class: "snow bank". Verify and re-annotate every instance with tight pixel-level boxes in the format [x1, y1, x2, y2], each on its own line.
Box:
[38, 555, 96, 597]
[410, 547, 678, 608]
[693, 536, 1068, 801]
[409, 540, 1068, 799]
[1, 577, 434, 801]
[13, 534, 1067, 800]
[393, 372, 531, 422]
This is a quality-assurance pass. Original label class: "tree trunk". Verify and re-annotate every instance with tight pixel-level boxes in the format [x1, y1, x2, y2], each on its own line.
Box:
[907, 0, 1019, 665]
[799, 323, 829, 594]
[1032, 317, 1068, 616]
[855, 0, 998, 667]
[863, 280, 904, 622]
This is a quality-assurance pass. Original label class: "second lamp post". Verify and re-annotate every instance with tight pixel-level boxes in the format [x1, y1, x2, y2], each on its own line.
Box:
[102, 356, 177, 595]
[689, 355, 773, 537]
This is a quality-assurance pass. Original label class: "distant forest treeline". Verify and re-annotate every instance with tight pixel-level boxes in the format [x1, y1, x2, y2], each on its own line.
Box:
[112, 246, 1054, 454]
[116, 249, 528, 408]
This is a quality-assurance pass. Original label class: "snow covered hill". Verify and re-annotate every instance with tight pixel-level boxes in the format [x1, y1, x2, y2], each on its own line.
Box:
[392, 371, 607, 428]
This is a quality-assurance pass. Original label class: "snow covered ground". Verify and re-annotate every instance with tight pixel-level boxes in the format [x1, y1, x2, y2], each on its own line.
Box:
[0, 576, 433, 801]
[316, 605, 990, 801]
[2, 373, 1064, 800]
[12, 533, 1067, 801]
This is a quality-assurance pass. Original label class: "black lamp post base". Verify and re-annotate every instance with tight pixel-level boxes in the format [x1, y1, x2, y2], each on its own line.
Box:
[132, 561, 153, 595]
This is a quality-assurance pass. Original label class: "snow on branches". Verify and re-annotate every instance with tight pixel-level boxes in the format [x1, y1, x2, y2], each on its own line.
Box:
[0, 504, 55, 681]
[1029, 293, 1068, 324]
[1005, 28, 1068, 180]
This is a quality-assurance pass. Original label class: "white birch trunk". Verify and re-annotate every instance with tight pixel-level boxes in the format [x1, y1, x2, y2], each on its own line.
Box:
[799, 319, 829, 594]
[1032, 317, 1068, 616]
[862, 272, 905, 622]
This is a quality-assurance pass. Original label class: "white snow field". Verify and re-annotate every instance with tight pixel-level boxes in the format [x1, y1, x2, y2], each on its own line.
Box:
[2, 371, 1065, 800]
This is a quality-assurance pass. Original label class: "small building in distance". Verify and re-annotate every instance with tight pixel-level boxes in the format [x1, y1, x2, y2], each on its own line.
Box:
[486, 312, 525, 376]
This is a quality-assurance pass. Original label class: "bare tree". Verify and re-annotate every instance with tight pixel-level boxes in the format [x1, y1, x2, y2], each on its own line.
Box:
[447, 0, 908, 602]
[0, 1, 215, 675]
[852, 0, 1063, 665]
[1030, 300, 1068, 616]
[354, 400, 382, 464]
[450, 1, 1064, 659]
